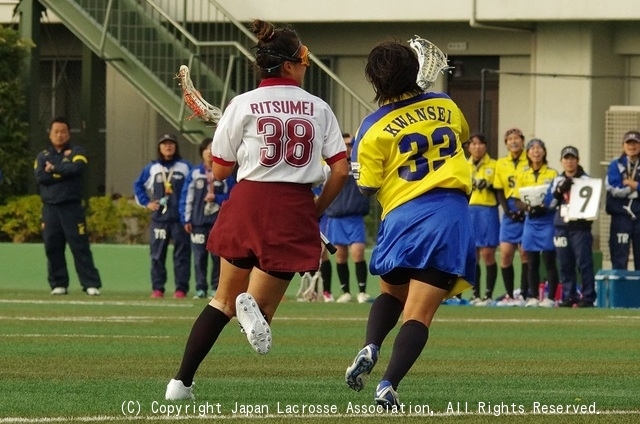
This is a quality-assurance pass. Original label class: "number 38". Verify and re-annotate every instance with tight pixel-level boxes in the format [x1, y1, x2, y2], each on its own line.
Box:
[397, 127, 458, 181]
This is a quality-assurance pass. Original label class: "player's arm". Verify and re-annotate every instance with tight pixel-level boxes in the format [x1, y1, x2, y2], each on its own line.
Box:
[315, 155, 348, 217]
[605, 160, 633, 197]
[54, 147, 88, 177]
[133, 165, 152, 207]
[495, 190, 510, 214]
[34, 153, 56, 185]
[211, 158, 235, 181]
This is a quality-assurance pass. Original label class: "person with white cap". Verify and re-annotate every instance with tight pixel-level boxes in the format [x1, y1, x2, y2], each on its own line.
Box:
[605, 130, 640, 270]
[134, 133, 193, 298]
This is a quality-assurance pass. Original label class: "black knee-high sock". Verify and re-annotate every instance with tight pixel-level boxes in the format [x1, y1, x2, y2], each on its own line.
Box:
[474, 264, 482, 298]
[485, 263, 497, 298]
[542, 251, 559, 300]
[382, 320, 429, 389]
[520, 262, 529, 299]
[355, 260, 368, 293]
[501, 265, 514, 298]
[320, 260, 332, 293]
[365, 293, 403, 348]
[174, 305, 231, 386]
[337, 262, 350, 293]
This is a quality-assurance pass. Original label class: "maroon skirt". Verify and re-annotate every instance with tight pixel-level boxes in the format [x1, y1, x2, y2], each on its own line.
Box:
[207, 180, 321, 273]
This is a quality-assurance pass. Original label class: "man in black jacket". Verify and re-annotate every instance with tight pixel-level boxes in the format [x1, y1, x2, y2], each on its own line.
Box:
[34, 117, 102, 295]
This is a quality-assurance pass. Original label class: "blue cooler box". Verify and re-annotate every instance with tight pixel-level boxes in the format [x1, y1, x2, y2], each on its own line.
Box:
[595, 270, 640, 308]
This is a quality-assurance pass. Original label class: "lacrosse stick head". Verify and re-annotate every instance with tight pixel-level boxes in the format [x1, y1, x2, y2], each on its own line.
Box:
[177, 65, 222, 124]
[408, 36, 452, 91]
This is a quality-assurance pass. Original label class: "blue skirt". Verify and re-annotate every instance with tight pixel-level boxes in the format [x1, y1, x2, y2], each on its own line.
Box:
[326, 215, 367, 245]
[522, 212, 555, 252]
[371, 189, 476, 296]
[469, 205, 500, 248]
[499, 198, 524, 244]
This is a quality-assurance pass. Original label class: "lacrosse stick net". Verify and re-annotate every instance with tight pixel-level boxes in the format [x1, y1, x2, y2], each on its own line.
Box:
[176, 65, 222, 124]
[408, 36, 453, 91]
[296, 271, 323, 302]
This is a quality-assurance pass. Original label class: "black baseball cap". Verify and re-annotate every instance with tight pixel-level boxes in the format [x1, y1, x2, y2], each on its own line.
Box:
[561, 146, 579, 159]
[158, 134, 178, 144]
[623, 131, 640, 143]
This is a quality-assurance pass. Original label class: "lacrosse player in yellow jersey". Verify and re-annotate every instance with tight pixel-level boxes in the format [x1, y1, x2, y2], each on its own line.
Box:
[345, 38, 475, 408]
[492, 128, 529, 305]
[513, 138, 559, 308]
[467, 133, 499, 305]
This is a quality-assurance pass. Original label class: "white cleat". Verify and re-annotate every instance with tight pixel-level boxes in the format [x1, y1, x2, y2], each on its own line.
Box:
[165, 379, 194, 400]
[357, 292, 371, 304]
[86, 287, 101, 296]
[336, 292, 352, 303]
[236, 293, 272, 354]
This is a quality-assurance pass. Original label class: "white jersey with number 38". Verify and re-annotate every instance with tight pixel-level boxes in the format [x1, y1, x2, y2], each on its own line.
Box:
[211, 78, 345, 184]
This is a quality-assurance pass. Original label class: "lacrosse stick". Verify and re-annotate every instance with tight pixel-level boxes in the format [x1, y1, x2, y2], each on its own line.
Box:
[296, 242, 327, 302]
[296, 270, 323, 302]
[408, 36, 453, 91]
[176, 65, 222, 124]
[320, 232, 337, 255]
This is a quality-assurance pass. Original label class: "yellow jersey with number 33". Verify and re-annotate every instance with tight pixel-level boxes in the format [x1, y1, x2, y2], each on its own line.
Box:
[351, 92, 471, 219]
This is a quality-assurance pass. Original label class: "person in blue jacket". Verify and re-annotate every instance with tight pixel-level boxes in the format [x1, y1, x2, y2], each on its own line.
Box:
[134, 134, 192, 298]
[180, 138, 236, 299]
[605, 130, 640, 270]
[326, 133, 371, 304]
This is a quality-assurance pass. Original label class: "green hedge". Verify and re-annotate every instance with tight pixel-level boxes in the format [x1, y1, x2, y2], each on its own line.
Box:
[1, 194, 382, 246]
[0, 195, 151, 243]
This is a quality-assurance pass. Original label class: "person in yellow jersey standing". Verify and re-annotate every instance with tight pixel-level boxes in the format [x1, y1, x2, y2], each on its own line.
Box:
[514, 139, 560, 307]
[493, 128, 529, 306]
[467, 133, 499, 306]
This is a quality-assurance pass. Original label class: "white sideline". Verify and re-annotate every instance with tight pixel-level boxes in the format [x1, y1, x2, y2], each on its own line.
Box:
[0, 299, 193, 308]
[1, 333, 169, 339]
[0, 410, 639, 423]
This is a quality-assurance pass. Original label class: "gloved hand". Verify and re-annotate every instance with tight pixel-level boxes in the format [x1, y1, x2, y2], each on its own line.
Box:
[507, 210, 525, 222]
[554, 177, 573, 199]
[528, 205, 547, 217]
[476, 179, 488, 190]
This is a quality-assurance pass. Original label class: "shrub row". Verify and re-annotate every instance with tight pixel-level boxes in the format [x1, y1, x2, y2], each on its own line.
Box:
[0, 195, 381, 246]
[0, 195, 151, 243]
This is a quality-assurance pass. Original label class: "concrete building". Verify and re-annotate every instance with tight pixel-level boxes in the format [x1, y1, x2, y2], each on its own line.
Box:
[3, 0, 640, 258]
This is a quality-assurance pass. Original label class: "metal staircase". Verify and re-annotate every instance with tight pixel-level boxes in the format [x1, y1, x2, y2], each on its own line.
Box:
[36, 0, 373, 144]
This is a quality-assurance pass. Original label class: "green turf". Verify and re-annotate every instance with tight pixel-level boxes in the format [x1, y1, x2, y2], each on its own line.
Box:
[0, 243, 639, 423]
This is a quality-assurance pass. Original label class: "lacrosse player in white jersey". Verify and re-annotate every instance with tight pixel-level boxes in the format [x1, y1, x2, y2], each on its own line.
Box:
[166, 19, 348, 401]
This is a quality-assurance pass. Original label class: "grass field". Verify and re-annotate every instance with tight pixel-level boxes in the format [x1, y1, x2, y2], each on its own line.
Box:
[1, 243, 639, 423]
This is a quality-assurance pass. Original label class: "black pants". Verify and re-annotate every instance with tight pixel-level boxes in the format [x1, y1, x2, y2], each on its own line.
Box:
[42, 202, 101, 289]
[150, 220, 191, 292]
[191, 224, 220, 292]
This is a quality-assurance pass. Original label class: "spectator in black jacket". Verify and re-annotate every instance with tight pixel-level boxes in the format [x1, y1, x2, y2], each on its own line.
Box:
[545, 146, 596, 307]
[326, 133, 371, 304]
[34, 117, 102, 295]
